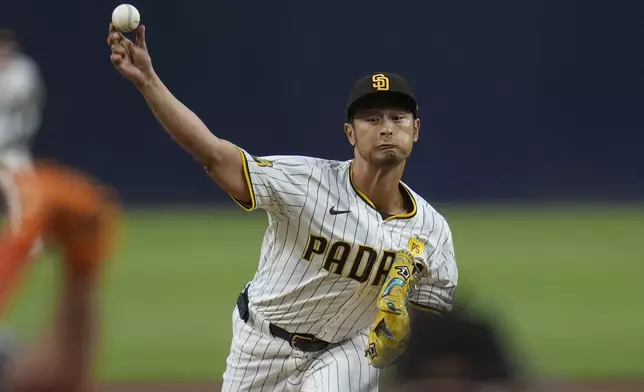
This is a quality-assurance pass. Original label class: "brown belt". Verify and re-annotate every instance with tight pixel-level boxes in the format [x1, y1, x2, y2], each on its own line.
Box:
[237, 287, 330, 352]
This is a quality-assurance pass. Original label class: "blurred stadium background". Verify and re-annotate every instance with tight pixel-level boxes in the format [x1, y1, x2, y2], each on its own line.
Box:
[2, 0, 643, 391]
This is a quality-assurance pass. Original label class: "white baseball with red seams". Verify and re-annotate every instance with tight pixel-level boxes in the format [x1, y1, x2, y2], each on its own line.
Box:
[111, 4, 140, 33]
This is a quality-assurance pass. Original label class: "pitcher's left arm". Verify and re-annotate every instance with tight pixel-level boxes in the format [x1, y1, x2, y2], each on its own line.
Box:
[408, 222, 458, 315]
[365, 218, 458, 369]
[365, 249, 426, 369]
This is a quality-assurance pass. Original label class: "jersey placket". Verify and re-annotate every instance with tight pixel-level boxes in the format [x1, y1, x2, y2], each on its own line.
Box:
[332, 209, 391, 341]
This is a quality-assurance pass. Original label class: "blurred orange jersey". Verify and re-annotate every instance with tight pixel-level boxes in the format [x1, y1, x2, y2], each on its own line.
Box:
[0, 161, 120, 317]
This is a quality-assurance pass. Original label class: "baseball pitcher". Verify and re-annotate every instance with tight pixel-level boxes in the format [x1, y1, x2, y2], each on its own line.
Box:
[108, 23, 458, 392]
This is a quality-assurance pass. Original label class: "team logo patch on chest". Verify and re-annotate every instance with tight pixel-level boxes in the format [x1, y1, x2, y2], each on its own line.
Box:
[407, 236, 424, 257]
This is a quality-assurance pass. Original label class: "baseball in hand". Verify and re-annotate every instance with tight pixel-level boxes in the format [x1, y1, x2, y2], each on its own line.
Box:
[111, 4, 140, 33]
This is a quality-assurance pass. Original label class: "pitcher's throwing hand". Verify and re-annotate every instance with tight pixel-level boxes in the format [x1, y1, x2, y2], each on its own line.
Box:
[107, 23, 154, 88]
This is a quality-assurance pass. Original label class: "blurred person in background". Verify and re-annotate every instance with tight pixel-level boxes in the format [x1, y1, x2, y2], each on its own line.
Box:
[0, 29, 46, 249]
[387, 301, 531, 392]
[0, 161, 119, 392]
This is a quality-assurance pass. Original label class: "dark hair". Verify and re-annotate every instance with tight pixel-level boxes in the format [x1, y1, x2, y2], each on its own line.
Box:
[347, 92, 418, 123]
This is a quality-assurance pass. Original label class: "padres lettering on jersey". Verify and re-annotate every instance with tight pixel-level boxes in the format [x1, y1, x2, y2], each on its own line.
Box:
[301, 236, 397, 286]
[230, 148, 458, 343]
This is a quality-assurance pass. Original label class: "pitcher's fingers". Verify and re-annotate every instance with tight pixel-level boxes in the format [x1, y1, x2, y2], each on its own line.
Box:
[107, 23, 118, 43]
[107, 32, 121, 45]
[111, 44, 127, 56]
[108, 22, 122, 35]
[110, 54, 124, 65]
[106, 23, 113, 44]
[135, 24, 147, 50]
[124, 39, 136, 59]
[107, 25, 126, 45]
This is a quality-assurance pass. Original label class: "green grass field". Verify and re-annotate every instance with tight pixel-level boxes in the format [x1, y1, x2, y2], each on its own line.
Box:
[4, 205, 644, 381]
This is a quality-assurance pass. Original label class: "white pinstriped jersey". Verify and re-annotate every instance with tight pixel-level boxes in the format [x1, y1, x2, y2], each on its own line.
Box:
[232, 148, 458, 344]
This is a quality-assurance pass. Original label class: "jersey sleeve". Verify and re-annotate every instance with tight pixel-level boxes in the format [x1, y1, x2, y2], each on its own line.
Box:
[231, 148, 312, 220]
[409, 220, 458, 313]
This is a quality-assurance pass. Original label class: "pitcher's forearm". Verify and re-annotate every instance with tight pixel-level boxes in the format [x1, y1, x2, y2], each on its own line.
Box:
[138, 73, 221, 167]
[137, 73, 250, 203]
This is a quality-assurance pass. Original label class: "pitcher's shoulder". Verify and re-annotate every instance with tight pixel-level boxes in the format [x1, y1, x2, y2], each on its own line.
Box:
[250, 152, 347, 171]
[404, 185, 450, 226]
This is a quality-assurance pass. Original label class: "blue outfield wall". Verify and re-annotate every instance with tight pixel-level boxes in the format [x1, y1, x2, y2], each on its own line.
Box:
[3, 0, 643, 204]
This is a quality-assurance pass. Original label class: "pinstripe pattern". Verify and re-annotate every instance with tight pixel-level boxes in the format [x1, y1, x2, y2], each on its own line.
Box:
[222, 148, 458, 391]
[222, 309, 379, 392]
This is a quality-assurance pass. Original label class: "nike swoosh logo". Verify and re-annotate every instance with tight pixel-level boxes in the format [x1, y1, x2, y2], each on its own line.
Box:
[329, 207, 350, 215]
